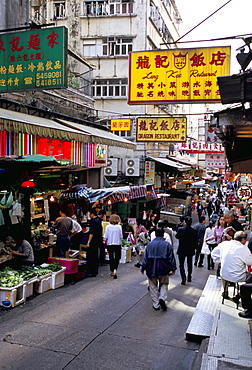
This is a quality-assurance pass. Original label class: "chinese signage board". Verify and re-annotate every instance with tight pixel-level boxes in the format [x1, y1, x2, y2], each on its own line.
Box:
[145, 161, 155, 184]
[177, 141, 224, 153]
[128, 47, 230, 104]
[37, 137, 71, 160]
[111, 119, 131, 131]
[136, 117, 186, 142]
[237, 186, 251, 200]
[0, 26, 67, 92]
[205, 154, 226, 168]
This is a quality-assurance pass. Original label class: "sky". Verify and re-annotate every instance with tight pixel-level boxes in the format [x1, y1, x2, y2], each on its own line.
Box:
[175, 0, 252, 73]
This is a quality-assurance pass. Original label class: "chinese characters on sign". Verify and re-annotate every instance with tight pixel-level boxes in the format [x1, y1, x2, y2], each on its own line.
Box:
[237, 186, 251, 200]
[0, 27, 67, 92]
[128, 47, 230, 104]
[145, 161, 155, 184]
[136, 117, 186, 142]
[111, 119, 131, 131]
[205, 154, 226, 168]
[178, 141, 224, 153]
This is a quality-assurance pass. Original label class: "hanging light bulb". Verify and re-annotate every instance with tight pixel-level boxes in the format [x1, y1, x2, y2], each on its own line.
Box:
[123, 197, 129, 203]
[107, 199, 112, 205]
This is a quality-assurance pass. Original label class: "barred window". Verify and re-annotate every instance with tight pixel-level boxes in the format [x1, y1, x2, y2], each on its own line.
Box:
[53, 1, 66, 19]
[83, 0, 133, 16]
[92, 79, 128, 97]
[102, 37, 133, 56]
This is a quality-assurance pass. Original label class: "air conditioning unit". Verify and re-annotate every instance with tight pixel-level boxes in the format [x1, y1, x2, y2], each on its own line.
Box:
[105, 158, 118, 176]
[126, 158, 140, 177]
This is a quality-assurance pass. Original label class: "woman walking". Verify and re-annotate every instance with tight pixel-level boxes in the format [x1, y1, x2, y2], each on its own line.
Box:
[104, 214, 123, 279]
[203, 220, 217, 270]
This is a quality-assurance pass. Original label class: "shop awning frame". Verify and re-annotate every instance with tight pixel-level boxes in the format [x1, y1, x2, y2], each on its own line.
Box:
[148, 156, 192, 171]
[0, 108, 136, 150]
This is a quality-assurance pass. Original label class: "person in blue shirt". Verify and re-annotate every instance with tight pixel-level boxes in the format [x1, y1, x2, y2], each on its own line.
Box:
[141, 228, 176, 311]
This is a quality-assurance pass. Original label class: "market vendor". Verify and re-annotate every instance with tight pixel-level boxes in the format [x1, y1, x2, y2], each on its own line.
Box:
[11, 235, 34, 266]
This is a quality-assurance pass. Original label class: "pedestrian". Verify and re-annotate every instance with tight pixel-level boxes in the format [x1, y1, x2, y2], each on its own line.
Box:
[86, 208, 103, 277]
[97, 209, 107, 264]
[203, 220, 217, 270]
[238, 282, 252, 318]
[70, 219, 83, 251]
[212, 216, 226, 278]
[211, 231, 252, 299]
[103, 214, 123, 279]
[224, 210, 243, 231]
[135, 217, 148, 268]
[196, 201, 204, 221]
[141, 228, 176, 311]
[175, 216, 198, 285]
[194, 216, 207, 267]
[146, 214, 158, 235]
[52, 205, 73, 257]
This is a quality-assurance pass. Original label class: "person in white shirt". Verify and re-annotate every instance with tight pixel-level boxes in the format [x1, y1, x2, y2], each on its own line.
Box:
[70, 219, 82, 250]
[104, 214, 123, 279]
[150, 221, 172, 245]
[211, 231, 252, 298]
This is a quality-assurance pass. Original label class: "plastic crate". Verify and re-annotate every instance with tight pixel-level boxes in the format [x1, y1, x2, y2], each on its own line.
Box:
[25, 277, 39, 298]
[51, 267, 66, 289]
[47, 257, 79, 274]
[35, 274, 52, 294]
[0, 283, 26, 307]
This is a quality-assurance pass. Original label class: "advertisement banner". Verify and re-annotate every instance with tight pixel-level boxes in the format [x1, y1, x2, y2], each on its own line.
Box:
[145, 161, 155, 184]
[136, 116, 186, 142]
[205, 154, 226, 168]
[0, 26, 68, 92]
[128, 46, 230, 104]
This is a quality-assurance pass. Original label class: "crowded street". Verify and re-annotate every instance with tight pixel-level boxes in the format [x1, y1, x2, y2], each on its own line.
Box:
[0, 243, 212, 370]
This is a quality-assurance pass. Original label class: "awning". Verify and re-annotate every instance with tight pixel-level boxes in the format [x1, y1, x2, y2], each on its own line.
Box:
[56, 118, 136, 150]
[0, 108, 136, 149]
[0, 108, 90, 142]
[148, 156, 192, 171]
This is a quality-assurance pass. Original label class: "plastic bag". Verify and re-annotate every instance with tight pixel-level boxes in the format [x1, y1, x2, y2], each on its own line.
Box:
[127, 232, 136, 245]
[201, 241, 210, 255]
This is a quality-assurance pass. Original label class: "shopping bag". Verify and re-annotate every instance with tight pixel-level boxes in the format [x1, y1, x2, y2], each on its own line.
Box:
[201, 241, 211, 255]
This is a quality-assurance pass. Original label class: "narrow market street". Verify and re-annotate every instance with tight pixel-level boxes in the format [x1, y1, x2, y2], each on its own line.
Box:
[0, 251, 212, 370]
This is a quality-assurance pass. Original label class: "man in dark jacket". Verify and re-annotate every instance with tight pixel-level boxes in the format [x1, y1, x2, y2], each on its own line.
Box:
[194, 216, 207, 267]
[86, 208, 103, 277]
[141, 228, 176, 311]
[176, 216, 198, 285]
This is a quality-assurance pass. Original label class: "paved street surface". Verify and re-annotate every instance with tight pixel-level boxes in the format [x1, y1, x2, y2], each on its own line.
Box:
[0, 249, 213, 370]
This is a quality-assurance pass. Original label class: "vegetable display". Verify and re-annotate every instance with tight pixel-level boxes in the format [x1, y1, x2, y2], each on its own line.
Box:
[0, 264, 63, 287]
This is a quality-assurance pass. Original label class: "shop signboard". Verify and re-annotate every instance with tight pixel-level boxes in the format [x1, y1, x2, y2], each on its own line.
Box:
[136, 116, 186, 142]
[205, 154, 226, 168]
[37, 138, 71, 160]
[111, 119, 131, 131]
[128, 46, 230, 104]
[237, 186, 251, 200]
[0, 26, 68, 92]
[145, 161, 155, 184]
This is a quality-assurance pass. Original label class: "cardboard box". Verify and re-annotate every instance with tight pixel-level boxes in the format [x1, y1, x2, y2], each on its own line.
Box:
[120, 247, 132, 263]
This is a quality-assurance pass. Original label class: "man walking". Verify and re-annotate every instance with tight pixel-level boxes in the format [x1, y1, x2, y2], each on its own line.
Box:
[176, 216, 198, 285]
[52, 205, 73, 257]
[141, 228, 176, 311]
[86, 208, 103, 277]
[194, 216, 207, 267]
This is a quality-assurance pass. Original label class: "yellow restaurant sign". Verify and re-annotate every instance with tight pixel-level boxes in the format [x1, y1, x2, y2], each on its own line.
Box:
[128, 47, 230, 104]
[111, 118, 131, 131]
[136, 116, 186, 142]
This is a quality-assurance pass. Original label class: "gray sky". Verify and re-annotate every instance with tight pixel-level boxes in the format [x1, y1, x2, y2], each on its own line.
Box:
[175, 0, 252, 73]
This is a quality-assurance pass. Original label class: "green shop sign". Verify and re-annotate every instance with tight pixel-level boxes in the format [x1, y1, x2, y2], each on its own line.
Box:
[0, 26, 68, 92]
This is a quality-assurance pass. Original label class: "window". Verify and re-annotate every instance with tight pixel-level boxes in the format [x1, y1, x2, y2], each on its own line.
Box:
[53, 1, 66, 19]
[102, 37, 133, 56]
[83, 0, 133, 16]
[92, 79, 128, 98]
